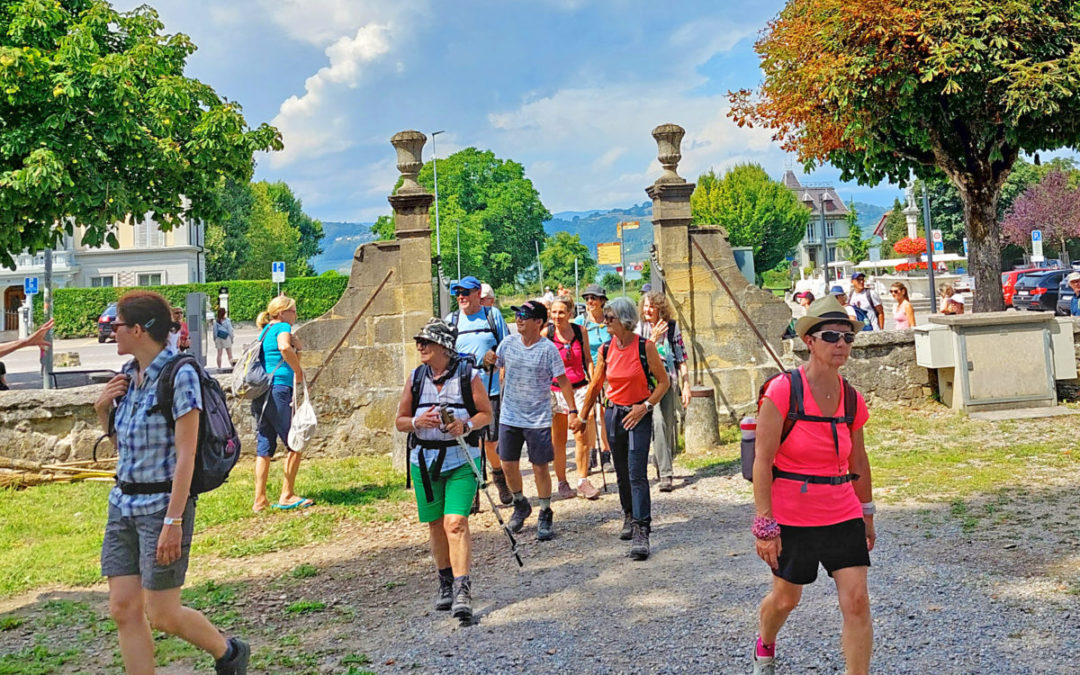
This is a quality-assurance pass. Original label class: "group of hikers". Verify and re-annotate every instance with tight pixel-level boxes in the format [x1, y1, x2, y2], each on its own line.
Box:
[81, 269, 876, 674]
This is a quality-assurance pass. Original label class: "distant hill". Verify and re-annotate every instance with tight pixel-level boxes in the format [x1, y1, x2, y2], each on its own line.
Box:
[544, 202, 654, 280]
[849, 202, 888, 238]
[310, 221, 377, 274]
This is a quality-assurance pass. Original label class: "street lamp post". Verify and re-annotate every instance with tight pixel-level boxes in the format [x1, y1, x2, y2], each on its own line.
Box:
[431, 130, 448, 316]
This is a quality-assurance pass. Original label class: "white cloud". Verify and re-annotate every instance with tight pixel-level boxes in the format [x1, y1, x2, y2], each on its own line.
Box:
[669, 19, 757, 67]
[270, 24, 392, 167]
[256, 0, 425, 46]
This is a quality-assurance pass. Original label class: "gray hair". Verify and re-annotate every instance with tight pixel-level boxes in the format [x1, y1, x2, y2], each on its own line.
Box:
[605, 296, 637, 331]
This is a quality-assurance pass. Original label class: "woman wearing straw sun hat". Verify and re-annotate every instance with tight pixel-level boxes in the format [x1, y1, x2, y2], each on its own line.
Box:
[750, 295, 876, 675]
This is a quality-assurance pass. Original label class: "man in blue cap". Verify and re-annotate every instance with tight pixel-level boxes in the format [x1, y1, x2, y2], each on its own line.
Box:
[446, 276, 513, 504]
[848, 272, 883, 331]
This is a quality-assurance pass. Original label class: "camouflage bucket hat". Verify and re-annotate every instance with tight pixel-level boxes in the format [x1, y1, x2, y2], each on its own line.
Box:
[413, 318, 457, 351]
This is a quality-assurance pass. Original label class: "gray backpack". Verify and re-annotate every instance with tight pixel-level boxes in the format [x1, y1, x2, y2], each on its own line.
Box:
[230, 326, 281, 400]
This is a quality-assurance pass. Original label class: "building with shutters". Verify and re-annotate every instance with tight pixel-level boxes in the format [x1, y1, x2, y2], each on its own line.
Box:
[782, 170, 851, 272]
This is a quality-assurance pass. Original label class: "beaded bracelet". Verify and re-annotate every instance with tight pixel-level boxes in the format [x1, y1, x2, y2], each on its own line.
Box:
[752, 515, 781, 541]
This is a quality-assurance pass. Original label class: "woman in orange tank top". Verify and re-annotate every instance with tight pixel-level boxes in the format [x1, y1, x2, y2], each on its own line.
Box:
[581, 297, 668, 561]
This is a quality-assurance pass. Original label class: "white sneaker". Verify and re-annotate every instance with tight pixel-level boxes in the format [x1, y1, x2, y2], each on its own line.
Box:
[753, 653, 775, 675]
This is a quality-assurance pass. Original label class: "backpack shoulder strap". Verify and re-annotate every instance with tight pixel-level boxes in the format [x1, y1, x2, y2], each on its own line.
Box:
[458, 359, 477, 416]
[600, 341, 609, 362]
[410, 365, 429, 416]
[450, 311, 459, 327]
[780, 370, 801, 443]
[637, 336, 653, 390]
[572, 323, 589, 375]
[485, 308, 502, 345]
[154, 354, 200, 428]
[841, 377, 858, 427]
[667, 320, 676, 346]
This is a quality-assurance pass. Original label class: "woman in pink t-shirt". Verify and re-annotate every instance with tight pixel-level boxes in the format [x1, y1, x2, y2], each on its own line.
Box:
[750, 295, 877, 675]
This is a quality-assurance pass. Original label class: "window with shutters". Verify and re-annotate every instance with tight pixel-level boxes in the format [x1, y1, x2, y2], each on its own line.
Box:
[135, 219, 165, 248]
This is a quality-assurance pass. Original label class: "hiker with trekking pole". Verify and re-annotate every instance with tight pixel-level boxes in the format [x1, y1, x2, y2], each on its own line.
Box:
[394, 318, 493, 623]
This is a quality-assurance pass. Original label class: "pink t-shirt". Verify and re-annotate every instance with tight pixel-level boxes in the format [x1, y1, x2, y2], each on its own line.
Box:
[763, 367, 869, 527]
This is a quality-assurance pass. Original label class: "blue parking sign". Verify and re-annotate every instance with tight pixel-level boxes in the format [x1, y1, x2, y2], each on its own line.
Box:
[23, 277, 38, 295]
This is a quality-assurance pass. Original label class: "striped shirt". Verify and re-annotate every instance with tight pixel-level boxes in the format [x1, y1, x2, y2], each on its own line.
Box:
[496, 334, 565, 428]
[109, 347, 203, 517]
[411, 365, 480, 473]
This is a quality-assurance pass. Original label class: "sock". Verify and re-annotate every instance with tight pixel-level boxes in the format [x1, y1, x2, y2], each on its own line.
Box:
[512, 491, 525, 503]
[577, 477, 587, 487]
[218, 638, 236, 663]
[538, 497, 551, 511]
[756, 636, 775, 658]
[453, 574, 470, 590]
[438, 567, 453, 584]
[492, 467, 504, 476]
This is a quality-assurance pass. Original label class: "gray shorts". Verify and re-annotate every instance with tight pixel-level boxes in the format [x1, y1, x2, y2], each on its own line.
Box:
[498, 424, 555, 465]
[101, 497, 196, 590]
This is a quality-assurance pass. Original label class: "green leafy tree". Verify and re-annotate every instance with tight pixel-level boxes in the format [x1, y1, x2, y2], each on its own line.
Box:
[0, 1, 281, 266]
[373, 148, 549, 288]
[640, 259, 651, 284]
[600, 271, 623, 294]
[235, 183, 303, 279]
[265, 181, 324, 274]
[538, 231, 597, 290]
[731, 0, 1080, 311]
[205, 178, 252, 281]
[690, 164, 809, 274]
[839, 201, 870, 264]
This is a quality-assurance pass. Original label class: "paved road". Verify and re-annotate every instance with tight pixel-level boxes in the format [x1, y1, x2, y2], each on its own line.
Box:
[1, 325, 261, 389]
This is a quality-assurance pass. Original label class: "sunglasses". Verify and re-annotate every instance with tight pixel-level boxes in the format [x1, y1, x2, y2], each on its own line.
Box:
[112, 322, 136, 330]
[813, 330, 856, 344]
[602, 314, 617, 323]
[515, 311, 538, 320]
[454, 289, 475, 297]
[415, 338, 434, 348]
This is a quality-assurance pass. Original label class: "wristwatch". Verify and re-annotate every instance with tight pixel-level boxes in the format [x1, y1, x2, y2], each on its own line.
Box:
[463, 420, 473, 434]
[163, 516, 181, 527]
[644, 401, 654, 412]
[568, 409, 578, 415]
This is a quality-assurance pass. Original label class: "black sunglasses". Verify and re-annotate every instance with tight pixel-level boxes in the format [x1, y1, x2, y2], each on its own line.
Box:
[602, 314, 617, 323]
[515, 311, 537, 320]
[454, 289, 474, 297]
[813, 330, 856, 344]
[415, 338, 434, 348]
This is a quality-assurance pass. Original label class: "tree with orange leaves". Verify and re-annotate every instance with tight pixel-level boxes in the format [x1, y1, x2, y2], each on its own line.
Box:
[730, 0, 1080, 311]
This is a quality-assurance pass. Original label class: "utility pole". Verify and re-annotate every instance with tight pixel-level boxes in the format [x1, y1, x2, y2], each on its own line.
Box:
[820, 193, 830, 284]
[922, 184, 939, 314]
[42, 249, 53, 389]
[431, 130, 448, 316]
[574, 257, 579, 300]
[535, 240, 543, 291]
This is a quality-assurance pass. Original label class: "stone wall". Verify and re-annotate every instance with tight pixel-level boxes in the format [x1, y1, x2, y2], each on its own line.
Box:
[0, 387, 104, 463]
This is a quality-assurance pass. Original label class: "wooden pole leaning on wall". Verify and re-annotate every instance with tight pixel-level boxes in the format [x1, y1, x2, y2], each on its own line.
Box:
[689, 235, 786, 371]
[308, 269, 395, 389]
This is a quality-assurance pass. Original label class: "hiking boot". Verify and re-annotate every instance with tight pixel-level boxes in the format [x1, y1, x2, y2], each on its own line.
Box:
[619, 512, 634, 540]
[658, 476, 674, 492]
[629, 523, 650, 561]
[435, 571, 454, 611]
[214, 637, 250, 675]
[536, 508, 554, 541]
[601, 452, 614, 474]
[451, 576, 472, 622]
[491, 468, 513, 505]
[578, 479, 601, 500]
[556, 481, 576, 500]
[507, 497, 532, 533]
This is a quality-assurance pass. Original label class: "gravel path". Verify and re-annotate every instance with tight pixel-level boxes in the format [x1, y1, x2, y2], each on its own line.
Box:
[345, 467, 1078, 674]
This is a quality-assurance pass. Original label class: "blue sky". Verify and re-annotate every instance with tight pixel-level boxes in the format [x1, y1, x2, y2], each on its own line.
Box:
[114, 0, 911, 223]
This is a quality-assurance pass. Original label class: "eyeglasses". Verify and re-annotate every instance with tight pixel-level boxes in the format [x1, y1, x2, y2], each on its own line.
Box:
[602, 314, 617, 323]
[112, 322, 135, 330]
[415, 338, 434, 348]
[813, 330, 856, 344]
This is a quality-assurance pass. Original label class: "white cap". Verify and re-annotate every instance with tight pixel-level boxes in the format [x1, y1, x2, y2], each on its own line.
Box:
[1067, 272, 1080, 283]
[480, 283, 495, 299]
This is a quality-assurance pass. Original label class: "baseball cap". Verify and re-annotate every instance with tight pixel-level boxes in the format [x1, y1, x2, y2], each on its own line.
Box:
[450, 276, 482, 294]
[830, 285, 846, 296]
[851, 271, 866, 280]
[480, 283, 495, 299]
[510, 300, 548, 322]
[582, 284, 607, 299]
[1067, 272, 1080, 283]
[641, 283, 652, 292]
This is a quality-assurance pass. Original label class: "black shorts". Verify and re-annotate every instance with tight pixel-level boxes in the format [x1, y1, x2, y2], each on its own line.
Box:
[498, 425, 555, 465]
[483, 396, 501, 442]
[773, 518, 870, 585]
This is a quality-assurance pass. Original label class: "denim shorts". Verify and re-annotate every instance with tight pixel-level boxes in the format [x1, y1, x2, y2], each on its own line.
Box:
[101, 497, 196, 590]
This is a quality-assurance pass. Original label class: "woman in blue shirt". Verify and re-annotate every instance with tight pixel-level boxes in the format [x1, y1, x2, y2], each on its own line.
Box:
[94, 291, 249, 674]
[252, 295, 308, 512]
[573, 284, 613, 469]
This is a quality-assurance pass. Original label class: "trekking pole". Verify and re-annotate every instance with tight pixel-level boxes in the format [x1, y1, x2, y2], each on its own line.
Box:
[689, 237, 786, 371]
[594, 401, 608, 493]
[309, 269, 394, 389]
[440, 408, 524, 568]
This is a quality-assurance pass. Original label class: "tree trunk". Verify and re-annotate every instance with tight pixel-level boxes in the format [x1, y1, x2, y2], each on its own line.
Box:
[958, 181, 1006, 312]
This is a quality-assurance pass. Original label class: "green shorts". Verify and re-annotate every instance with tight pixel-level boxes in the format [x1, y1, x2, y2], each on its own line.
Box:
[411, 458, 480, 523]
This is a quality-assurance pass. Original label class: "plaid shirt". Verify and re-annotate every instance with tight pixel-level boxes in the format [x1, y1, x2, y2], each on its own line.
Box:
[108, 347, 203, 517]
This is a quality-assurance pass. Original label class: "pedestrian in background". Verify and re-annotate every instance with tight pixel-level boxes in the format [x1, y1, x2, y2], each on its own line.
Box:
[212, 307, 235, 369]
[1068, 272, 1080, 316]
[94, 290, 249, 674]
[480, 283, 497, 309]
[939, 285, 964, 315]
[890, 283, 916, 329]
[848, 273, 884, 330]
[636, 290, 689, 492]
[574, 284, 614, 472]
[252, 295, 309, 513]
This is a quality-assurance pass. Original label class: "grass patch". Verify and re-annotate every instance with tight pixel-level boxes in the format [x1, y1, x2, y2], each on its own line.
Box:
[0, 645, 81, 675]
[0, 617, 23, 631]
[343, 653, 372, 666]
[0, 455, 408, 599]
[290, 563, 318, 579]
[284, 600, 325, 615]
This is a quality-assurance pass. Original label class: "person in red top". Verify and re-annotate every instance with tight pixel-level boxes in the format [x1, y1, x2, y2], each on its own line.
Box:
[751, 295, 876, 675]
[581, 297, 669, 561]
[542, 296, 601, 500]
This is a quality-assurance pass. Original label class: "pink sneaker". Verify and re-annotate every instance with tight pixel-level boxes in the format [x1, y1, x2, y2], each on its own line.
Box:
[556, 481, 576, 500]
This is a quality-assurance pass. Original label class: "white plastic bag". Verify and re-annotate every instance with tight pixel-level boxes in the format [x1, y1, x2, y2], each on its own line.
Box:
[288, 382, 318, 451]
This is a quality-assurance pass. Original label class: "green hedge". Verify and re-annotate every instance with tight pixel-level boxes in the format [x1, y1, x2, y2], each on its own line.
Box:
[35, 276, 349, 338]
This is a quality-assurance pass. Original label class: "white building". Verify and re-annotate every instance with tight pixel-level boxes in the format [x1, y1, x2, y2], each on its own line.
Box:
[0, 217, 205, 332]
[783, 171, 852, 272]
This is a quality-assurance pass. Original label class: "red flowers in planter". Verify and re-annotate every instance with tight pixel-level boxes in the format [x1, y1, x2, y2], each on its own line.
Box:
[894, 262, 928, 272]
[893, 237, 928, 255]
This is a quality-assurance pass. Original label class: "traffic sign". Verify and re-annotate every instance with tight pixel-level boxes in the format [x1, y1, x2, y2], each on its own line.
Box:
[597, 242, 621, 266]
[1031, 230, 1044, 263]
[271, 261, 286, 283]
[932, 229, 944, 254]
[23, 277, 38, 295]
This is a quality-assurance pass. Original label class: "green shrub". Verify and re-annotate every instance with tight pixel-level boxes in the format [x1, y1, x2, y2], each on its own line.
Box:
[35, 276, 348, 338]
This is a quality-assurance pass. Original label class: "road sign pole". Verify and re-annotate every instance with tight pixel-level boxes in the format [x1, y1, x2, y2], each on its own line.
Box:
[43, 249, 53, 389]
[619, 225, 626, 296]
[922, 184, 938, 313]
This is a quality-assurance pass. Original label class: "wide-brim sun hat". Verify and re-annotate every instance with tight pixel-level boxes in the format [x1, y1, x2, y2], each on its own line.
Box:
[1067, 271, 1080, 283]
[413, 317, 457, 351]
[794, 296, 864, 338]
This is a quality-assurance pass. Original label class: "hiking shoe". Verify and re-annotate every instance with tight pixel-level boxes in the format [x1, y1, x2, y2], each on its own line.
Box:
[589, 448, 598, 470]
[556, 481, 576, 500]
[491, 468, 513, 505]
[451, 576, 472, 622]
[753, 653, 775, 675]
[215, 637, 250, 675]
[578, 479, 601, 500]
[658, 476, 673, 492]
[508, 498, 532, 533]
[435, 573, 454, 611]
[601, 452, 614, 474]
[536, 508, 554, 541]
[629, 523, 650, 561]
[619, 512, 634, 540]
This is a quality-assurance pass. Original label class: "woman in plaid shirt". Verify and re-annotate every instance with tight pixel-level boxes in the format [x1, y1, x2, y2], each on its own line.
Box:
[94, 291, 249, 674]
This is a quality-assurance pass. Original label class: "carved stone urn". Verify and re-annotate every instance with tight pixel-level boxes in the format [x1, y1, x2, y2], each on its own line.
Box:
[652, 123, 686, 185]
[390, 130, 427, 193]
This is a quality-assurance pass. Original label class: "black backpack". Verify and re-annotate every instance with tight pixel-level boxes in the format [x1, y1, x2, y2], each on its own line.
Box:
[152, 354, 242, 494]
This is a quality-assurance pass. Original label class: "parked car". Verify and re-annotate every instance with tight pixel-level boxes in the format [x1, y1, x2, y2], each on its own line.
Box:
[97, 302, 118, 343]
[1002, 267, 1052, 307]
[1058, 277, 1077, 316]
[1012, 270, 1068, 312]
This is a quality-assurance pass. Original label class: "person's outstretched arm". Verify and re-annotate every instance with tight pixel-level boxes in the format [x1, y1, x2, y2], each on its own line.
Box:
[0, 318, 53, 359]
